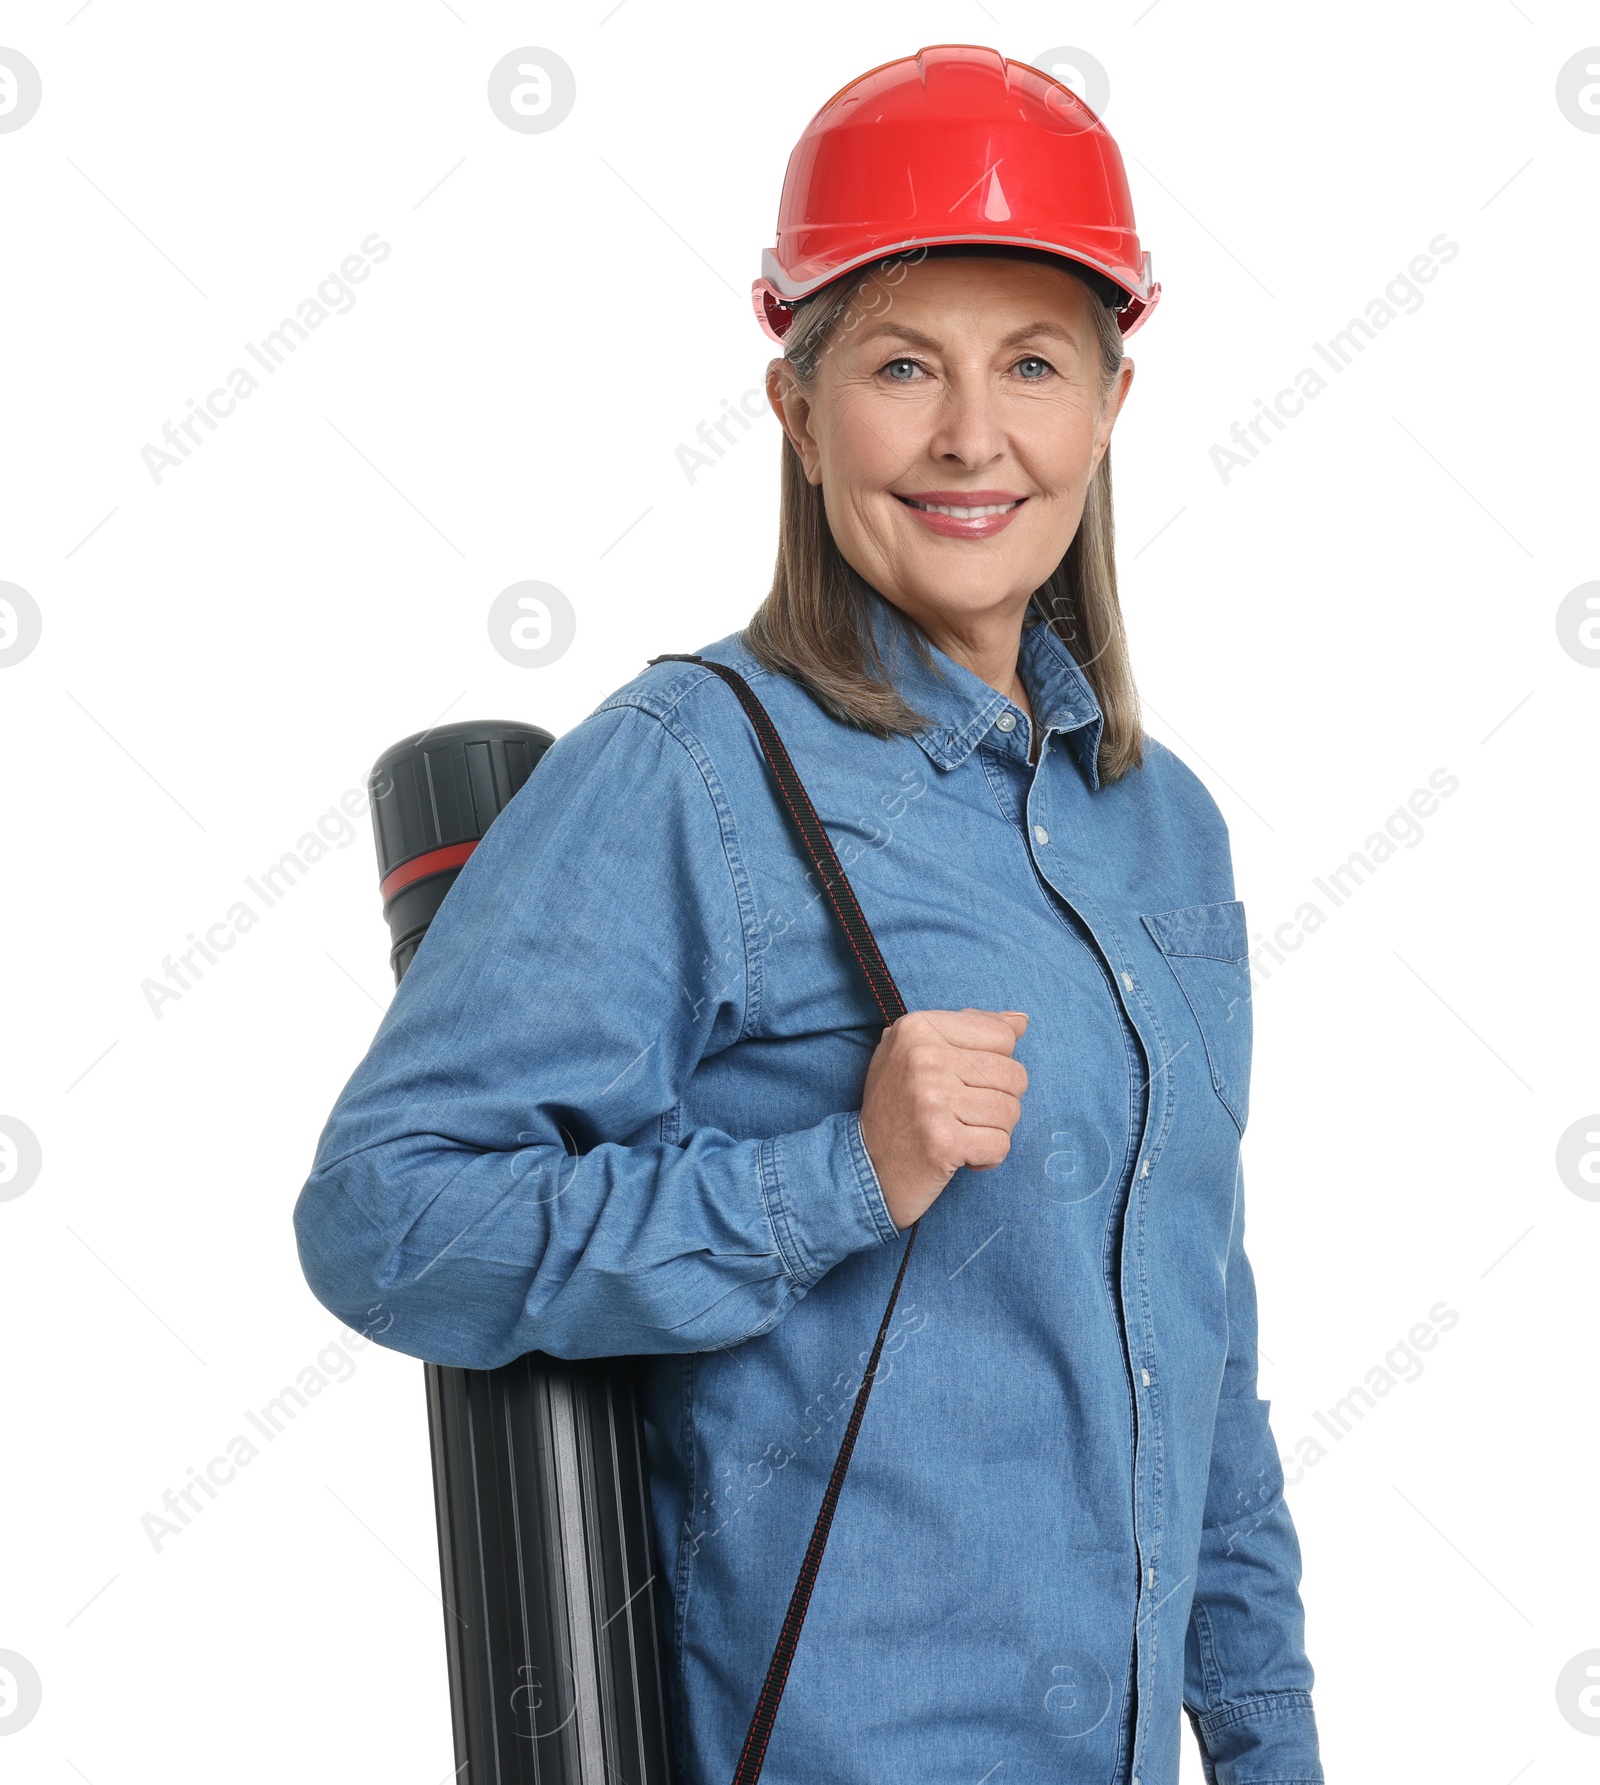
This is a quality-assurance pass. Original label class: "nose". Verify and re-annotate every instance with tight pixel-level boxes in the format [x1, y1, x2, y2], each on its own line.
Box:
[924, 365, 1007, 471]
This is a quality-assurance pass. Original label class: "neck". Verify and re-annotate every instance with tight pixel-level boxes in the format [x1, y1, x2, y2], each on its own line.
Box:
[910, 599, 1034, 729]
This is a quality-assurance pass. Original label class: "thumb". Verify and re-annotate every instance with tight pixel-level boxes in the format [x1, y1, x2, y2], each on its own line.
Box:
[997, 1010, 1030, 1037]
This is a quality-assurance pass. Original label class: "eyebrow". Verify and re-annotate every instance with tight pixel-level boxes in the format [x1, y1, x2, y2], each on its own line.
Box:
[852, 319, 1082, 353]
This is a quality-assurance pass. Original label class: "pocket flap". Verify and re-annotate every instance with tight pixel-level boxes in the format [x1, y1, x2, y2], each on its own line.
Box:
[1140, 900, 1247, 963]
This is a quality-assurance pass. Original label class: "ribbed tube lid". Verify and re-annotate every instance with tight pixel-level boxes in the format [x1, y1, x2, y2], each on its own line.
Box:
[369, 719, 555, 886]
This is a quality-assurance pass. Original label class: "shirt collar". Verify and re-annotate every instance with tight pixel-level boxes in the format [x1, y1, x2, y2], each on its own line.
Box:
[865, 590, 1105, 789]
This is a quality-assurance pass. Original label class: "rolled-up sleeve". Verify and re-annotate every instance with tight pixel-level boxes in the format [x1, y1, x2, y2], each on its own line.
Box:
[1184, 1162, 1323, 1784]
[291, 694, 899, 1370]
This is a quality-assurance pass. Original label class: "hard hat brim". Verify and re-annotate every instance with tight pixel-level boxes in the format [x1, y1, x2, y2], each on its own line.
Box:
[752, 243, 1159, 346]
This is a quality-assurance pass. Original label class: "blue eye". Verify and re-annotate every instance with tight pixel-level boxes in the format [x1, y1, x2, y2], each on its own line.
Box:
[881, 358, 922, 380]
[1016, 356, 1053, 379]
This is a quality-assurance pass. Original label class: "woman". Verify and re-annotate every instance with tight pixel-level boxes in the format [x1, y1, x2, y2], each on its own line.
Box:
[294, 45, 1323, 1785]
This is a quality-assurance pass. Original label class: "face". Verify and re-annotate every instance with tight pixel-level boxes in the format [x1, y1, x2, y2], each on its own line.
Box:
[768, 255, 1135, 644]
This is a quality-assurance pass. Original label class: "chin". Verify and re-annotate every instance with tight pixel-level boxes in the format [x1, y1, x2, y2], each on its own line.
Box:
[899, 571, 1037, 619]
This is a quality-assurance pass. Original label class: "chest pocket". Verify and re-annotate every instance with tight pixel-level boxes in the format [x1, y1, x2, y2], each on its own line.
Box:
[1140, 900, 1252, 1135]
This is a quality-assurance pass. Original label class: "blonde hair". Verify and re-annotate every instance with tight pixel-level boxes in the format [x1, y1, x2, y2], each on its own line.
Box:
[742, 251, 1143, 782]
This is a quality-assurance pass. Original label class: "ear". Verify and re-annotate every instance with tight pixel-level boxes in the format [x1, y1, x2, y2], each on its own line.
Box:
[1087, 356, 1135, 483]
[766, 358, 823, 486]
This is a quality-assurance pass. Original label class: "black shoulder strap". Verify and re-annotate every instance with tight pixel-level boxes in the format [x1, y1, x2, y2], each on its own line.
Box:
[647, 653, 921, 1785]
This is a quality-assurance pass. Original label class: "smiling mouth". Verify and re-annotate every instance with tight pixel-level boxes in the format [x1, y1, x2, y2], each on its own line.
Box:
[895, 495, 1027, 518]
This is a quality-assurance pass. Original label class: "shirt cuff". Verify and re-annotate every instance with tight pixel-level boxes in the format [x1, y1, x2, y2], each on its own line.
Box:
[1189, 1691, 1323, 1785]
[760, 1110, 901, 1288]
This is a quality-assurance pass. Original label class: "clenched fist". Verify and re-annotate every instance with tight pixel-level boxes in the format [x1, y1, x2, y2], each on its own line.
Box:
[857, 1008, 1030, 1230]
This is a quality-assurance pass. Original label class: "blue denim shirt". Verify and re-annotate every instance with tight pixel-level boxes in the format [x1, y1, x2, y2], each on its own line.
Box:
[293, 592, 1322, 1785]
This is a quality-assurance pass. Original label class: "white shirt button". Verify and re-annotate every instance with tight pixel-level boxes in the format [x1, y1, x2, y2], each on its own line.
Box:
[1141, 1159, 1150, 1178]
[1033, 824, 1049, 845]
[1147, 1566, 1156, 1588]
[1141, 1368, 1151, 1386]
[1121, 970, 1134, 990]
[996, 711, 1017, 732]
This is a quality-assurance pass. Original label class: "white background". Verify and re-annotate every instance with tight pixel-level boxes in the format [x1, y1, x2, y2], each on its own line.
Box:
[1, 4, 1596, 1781]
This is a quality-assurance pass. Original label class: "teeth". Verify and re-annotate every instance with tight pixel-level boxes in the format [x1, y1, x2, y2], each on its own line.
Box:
[905, 498, 1021, 518]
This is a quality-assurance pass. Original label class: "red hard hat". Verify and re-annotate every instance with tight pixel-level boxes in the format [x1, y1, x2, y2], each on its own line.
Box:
[754, 44, 1160, 344]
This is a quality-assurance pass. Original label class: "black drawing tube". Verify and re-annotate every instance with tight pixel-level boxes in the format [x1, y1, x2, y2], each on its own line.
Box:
[370, 720, 676, 1785]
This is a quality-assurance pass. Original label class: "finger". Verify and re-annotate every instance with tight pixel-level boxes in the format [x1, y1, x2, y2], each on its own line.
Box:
[953, 1120, 1016, 1171]
[951, 1087, 1024, 1133]
[919, 1008, 1028, 1053]
[953, 1049, 1029, 1096]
